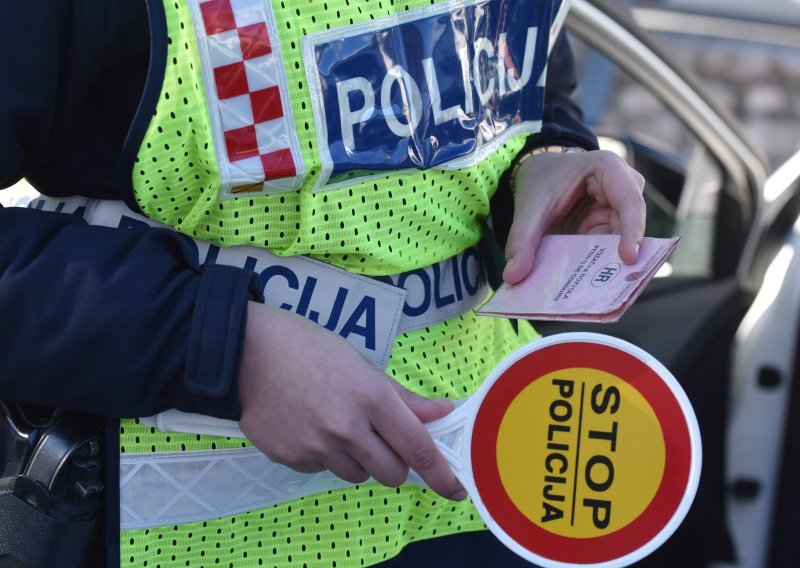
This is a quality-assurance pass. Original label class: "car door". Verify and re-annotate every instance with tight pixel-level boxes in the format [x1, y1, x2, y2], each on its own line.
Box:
[530, 1, 771, 565]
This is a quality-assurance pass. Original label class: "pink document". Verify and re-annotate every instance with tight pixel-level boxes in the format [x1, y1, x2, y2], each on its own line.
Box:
[477, 234, 681, 322]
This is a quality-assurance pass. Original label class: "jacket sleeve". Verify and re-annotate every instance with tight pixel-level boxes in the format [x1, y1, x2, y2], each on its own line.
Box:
[0, 0, 148, 196]
[523, 31, 599, 152]
[0, 0, 263, 420]
[0, 204, 261, 420]
[487, 30, 600, 259]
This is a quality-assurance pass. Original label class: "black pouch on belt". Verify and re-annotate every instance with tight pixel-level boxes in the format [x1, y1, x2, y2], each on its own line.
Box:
[0, 402, 104, 568]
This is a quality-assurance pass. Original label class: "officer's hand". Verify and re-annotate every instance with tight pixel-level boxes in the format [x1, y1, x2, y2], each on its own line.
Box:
[503, 149, 646, 285]
[237, 302, 467, 501]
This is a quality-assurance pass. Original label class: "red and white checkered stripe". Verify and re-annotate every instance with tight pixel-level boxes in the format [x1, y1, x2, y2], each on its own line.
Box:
[193, 0, 303, 195]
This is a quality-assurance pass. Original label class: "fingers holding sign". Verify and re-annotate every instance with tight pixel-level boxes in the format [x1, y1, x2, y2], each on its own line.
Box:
[238, 302, 466, 501]
[503, 149, 646, 286]
[370, 380, 468, 500]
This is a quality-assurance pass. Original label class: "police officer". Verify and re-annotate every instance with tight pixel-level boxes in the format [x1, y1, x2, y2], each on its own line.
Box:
[0, 0, 645, 566]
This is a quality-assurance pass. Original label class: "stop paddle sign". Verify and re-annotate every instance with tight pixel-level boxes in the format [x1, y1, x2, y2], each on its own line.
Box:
[425, 332, 701, 567]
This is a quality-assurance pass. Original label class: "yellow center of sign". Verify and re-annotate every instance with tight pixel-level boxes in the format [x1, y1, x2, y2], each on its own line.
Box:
[495, 368, 665, 538]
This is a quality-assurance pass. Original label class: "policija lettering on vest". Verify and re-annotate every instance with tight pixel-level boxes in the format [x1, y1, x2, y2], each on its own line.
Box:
[336, 27, 539, 150]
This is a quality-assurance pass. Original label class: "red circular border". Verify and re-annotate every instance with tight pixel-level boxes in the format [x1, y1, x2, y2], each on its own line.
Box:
[471, 342, 693, 564]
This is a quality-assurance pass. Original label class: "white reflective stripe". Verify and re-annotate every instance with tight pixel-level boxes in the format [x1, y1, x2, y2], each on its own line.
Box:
[31, 195, 488, 369]
[32, 195, 402, 369]
[120, 447, 356, 530]
[121, 409, 469, 530]
[121, 447, 427, 530]
[142, 410, 247, 439]
[382, 243, 487, 335]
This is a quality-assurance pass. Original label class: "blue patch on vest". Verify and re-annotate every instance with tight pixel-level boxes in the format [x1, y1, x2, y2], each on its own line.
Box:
[303, 0, 560, 190]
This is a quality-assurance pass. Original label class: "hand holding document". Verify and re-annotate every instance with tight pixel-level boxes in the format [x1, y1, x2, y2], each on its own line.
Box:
[477, 234, 681, 323]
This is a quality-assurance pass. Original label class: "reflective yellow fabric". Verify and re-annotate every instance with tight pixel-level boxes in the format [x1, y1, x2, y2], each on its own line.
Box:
[131, 0, 525, 276]
[121, 312, 537, 567]
[122, 0, 536, 566]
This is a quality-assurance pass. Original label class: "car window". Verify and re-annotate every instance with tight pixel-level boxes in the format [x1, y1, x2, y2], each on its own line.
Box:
[566, 0, 800, 282]
[628, 2, 800, 172]
[569, 36, 724, 278]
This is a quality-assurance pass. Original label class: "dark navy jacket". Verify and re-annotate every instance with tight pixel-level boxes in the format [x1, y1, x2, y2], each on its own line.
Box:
[0, 1, 597, 565]
[0, 0, 596, 424]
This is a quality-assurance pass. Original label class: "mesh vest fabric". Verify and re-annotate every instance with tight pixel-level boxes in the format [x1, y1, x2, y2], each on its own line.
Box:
[121, 313, 537, 567]
[122, 0, 539, 566]
[131, 0, 527, 275]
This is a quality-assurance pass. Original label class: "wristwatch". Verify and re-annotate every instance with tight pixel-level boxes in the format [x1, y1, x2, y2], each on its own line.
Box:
[509, 145, 586, 192]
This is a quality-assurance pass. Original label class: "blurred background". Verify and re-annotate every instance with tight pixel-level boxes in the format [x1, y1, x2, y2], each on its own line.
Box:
[540, 3, 800, 566]
[581, 0, 800, 170]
